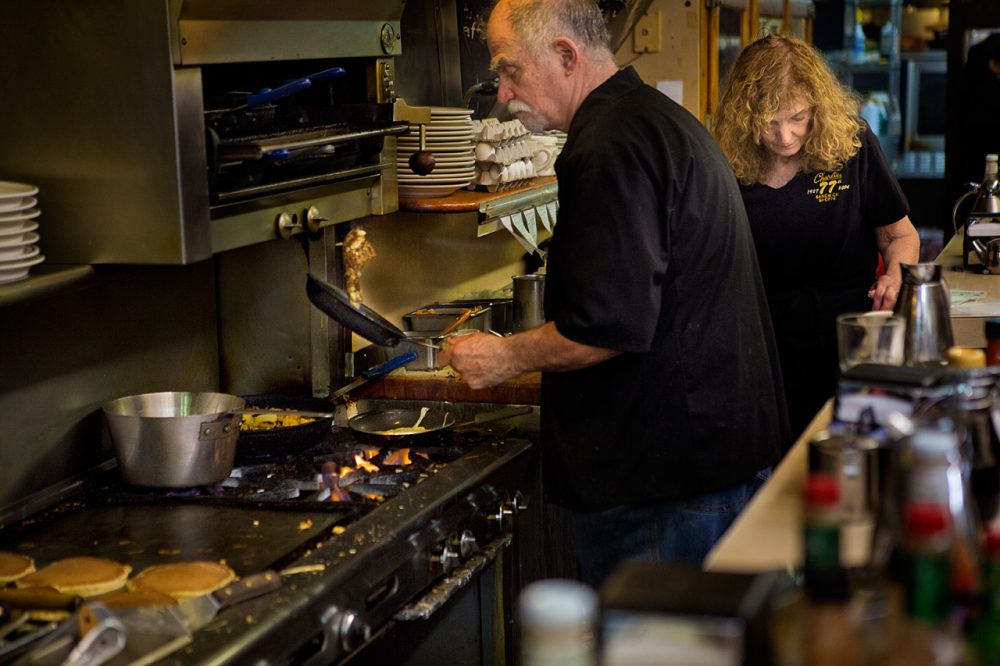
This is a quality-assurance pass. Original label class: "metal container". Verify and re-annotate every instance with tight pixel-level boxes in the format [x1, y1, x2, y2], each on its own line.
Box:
[892, 263, 954, 366]
[103, 391, 244, 487]
[512, 274, 545, 333]
[403, 306, 493, 333]
[808, 430, 894, 524]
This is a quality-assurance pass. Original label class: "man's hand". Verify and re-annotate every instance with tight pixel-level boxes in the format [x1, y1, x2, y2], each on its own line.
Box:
[437, 332, 520, 389]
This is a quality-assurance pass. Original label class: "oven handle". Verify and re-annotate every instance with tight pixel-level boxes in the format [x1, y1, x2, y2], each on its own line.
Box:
[220, 124, 411, 162]
[393, 534, 512, 622]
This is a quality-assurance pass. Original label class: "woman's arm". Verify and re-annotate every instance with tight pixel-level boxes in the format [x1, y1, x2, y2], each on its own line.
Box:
[870, 215, 921, 310]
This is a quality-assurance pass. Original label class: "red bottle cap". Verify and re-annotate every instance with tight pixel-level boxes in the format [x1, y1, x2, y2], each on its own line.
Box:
[904, 502, 949, 538]
[804, 474, 840, 507]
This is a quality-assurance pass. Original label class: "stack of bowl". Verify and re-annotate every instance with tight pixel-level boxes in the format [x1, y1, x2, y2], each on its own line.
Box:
[397, 107, 476, 199]
[0, 181, 43, 285]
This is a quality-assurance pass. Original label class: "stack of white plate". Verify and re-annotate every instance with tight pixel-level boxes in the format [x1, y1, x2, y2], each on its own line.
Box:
[0, 181, 43, 285]
[542, 129, 567, 152]
[397, 107, 475, 199]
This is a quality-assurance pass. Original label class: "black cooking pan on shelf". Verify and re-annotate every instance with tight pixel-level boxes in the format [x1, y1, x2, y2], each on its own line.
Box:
[306, 273, 409, 346]
[348, 405, 533, 446]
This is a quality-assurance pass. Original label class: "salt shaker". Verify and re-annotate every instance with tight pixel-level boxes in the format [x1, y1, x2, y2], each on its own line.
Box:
[519, 579, 598, 666]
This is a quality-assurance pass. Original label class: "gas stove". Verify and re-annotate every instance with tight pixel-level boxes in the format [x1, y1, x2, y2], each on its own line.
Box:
[0, 399, 541, 666]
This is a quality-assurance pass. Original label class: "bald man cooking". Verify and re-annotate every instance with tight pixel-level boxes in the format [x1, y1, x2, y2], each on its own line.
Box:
[439, 0, 788, 586]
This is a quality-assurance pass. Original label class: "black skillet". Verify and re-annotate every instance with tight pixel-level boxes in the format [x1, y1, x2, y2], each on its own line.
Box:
[306, 273, 409, 346]
[236, 394, 336, 462]
[347, 405, 533, 447]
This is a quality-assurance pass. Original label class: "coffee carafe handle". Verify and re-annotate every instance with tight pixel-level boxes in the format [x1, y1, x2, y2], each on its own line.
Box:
[952, 184, 980, 236]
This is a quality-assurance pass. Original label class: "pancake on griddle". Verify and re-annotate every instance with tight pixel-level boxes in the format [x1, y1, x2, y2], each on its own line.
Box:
[95, 588, 177, 609]
[16, 556, 131, 597]
[127, 561, 236, 600]
[0, 551, 35, 584]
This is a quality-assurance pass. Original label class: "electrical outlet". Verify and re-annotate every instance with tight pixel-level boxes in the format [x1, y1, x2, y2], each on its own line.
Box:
[633, 11, 662, 54]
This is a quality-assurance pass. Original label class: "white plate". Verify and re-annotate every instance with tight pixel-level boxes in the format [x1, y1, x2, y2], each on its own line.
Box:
[0, 208, 41, 224]
[396, 160, 475, 170]
[428, 107, 474, 116]
[429, 120, 474, 128]
[0, 220, 39, 238]
[0, 196, 37, 214]
[399, 167, 476, 183]
[0, 252, 44, 285]
[0, 244, 40, 263]
[398, 140, 474, 152]
[398, 183, 470, 199]
[0, 231, 39, 248]
[0, 181, 38, 201]
[398, 175, 475, 185]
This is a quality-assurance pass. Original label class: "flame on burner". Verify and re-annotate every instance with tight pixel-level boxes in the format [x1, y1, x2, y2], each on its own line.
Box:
[384, 449, 412, 466]
[321, 462, 352, 502]
[365, 448, 381, 459]
[354, 454, 380, 473]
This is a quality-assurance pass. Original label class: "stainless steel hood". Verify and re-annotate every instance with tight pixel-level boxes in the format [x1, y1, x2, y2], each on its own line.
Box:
[170, 0, 407, 64]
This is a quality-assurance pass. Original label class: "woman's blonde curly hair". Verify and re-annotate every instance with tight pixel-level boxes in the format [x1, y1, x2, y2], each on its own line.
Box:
[713, 34, 863, 185]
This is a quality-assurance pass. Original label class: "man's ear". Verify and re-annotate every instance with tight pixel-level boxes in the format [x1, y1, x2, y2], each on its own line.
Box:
[552, 36, 580, 73]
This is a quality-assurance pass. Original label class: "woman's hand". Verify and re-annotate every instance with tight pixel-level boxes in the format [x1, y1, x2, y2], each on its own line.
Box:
[869, 273, 903, 311]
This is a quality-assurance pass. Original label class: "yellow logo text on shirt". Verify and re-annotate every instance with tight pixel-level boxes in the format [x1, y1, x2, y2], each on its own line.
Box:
[806, 172, 851, 203]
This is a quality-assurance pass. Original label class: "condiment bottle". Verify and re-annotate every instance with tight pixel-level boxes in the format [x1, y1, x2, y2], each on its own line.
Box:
[519, 579, 597, 666]
[885, 502, 969, 665]
[803, 473, 847, 602]
[986, 319, 1000, 367]
[972, 529, 1000, 662]
[948, 346, 987, 369]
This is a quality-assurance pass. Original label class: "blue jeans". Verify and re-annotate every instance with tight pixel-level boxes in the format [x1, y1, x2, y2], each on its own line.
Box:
[569, 468, 771, 588]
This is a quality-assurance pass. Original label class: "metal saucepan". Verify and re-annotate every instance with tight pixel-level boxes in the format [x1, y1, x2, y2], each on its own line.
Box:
[103, 392, 337, 487]
[347, 405, 533, 446]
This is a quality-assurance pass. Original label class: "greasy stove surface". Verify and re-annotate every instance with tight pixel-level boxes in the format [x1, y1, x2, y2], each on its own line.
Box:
[0, 400, 539, 665]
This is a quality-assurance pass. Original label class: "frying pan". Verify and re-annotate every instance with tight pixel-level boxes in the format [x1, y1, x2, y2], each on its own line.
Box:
[306, 273, 409, 346]
[348, 405, 533, 446]
[236, 394, 337, 462]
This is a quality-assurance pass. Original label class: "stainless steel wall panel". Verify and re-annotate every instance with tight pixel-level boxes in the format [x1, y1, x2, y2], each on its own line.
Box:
[0, 263, 219, 521]
[0, 0, 211, 264]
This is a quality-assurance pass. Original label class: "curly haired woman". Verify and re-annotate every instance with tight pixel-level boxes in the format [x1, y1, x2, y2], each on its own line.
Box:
[714, 34, 919, 438]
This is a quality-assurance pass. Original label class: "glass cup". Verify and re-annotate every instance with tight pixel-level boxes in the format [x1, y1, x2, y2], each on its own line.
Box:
[836, 311, 906, 373]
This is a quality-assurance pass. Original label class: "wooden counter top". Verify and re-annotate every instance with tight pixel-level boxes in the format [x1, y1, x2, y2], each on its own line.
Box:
[359, 371, 541, 405]
[704, 401, 873, 573]
[398, 176, 557, 213]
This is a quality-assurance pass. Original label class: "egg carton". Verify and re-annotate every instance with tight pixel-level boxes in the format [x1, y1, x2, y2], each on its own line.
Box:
[471, 158, 537, 192]
[472, 118, 531, 144]
[474, 138, 535, 165]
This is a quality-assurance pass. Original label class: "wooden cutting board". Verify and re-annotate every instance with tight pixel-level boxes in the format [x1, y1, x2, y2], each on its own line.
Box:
[361, 371, 540, 405]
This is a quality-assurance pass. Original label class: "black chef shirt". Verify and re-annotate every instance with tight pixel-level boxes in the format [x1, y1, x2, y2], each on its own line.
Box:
[543, 67, 787, 511]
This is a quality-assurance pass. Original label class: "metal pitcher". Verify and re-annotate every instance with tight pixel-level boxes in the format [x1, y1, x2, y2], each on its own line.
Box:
[892, 263, 954, 366]
[971, 238, 1000, 274]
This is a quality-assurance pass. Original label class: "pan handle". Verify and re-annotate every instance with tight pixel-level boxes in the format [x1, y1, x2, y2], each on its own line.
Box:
[361, 351, 417, 379]
[456, 405, 534, 429]
[246, 77, 312, 108]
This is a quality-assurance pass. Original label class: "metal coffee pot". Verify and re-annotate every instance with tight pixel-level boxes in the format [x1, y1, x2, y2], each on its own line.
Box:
[892, 263, 954, 366]
[971, 238, 1000, 274]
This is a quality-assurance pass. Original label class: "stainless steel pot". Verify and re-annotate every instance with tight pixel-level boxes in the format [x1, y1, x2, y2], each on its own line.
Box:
[103, 391, 246, 487]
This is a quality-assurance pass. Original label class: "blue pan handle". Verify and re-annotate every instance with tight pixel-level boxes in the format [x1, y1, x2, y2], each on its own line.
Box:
[361, 351, 417, 379]
[303, 66, 346, 82]
[246, 77, 312, 108]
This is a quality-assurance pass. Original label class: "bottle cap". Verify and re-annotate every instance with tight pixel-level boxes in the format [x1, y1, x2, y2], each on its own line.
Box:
[986, 529, 1000, 556]
[986, 319, 1000, 339]
[948, 346, 987, 368]
[904, 502, 949, 539]
[519, 579, 597, 628]
[804, 473, 840, 507]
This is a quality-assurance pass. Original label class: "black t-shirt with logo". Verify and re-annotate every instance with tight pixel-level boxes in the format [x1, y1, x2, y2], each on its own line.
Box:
[739, 127, 909, 436]
[543, 67, 787, 511]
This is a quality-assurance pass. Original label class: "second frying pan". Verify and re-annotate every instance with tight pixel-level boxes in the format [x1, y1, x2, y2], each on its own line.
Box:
[306, 273, 407, 346]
